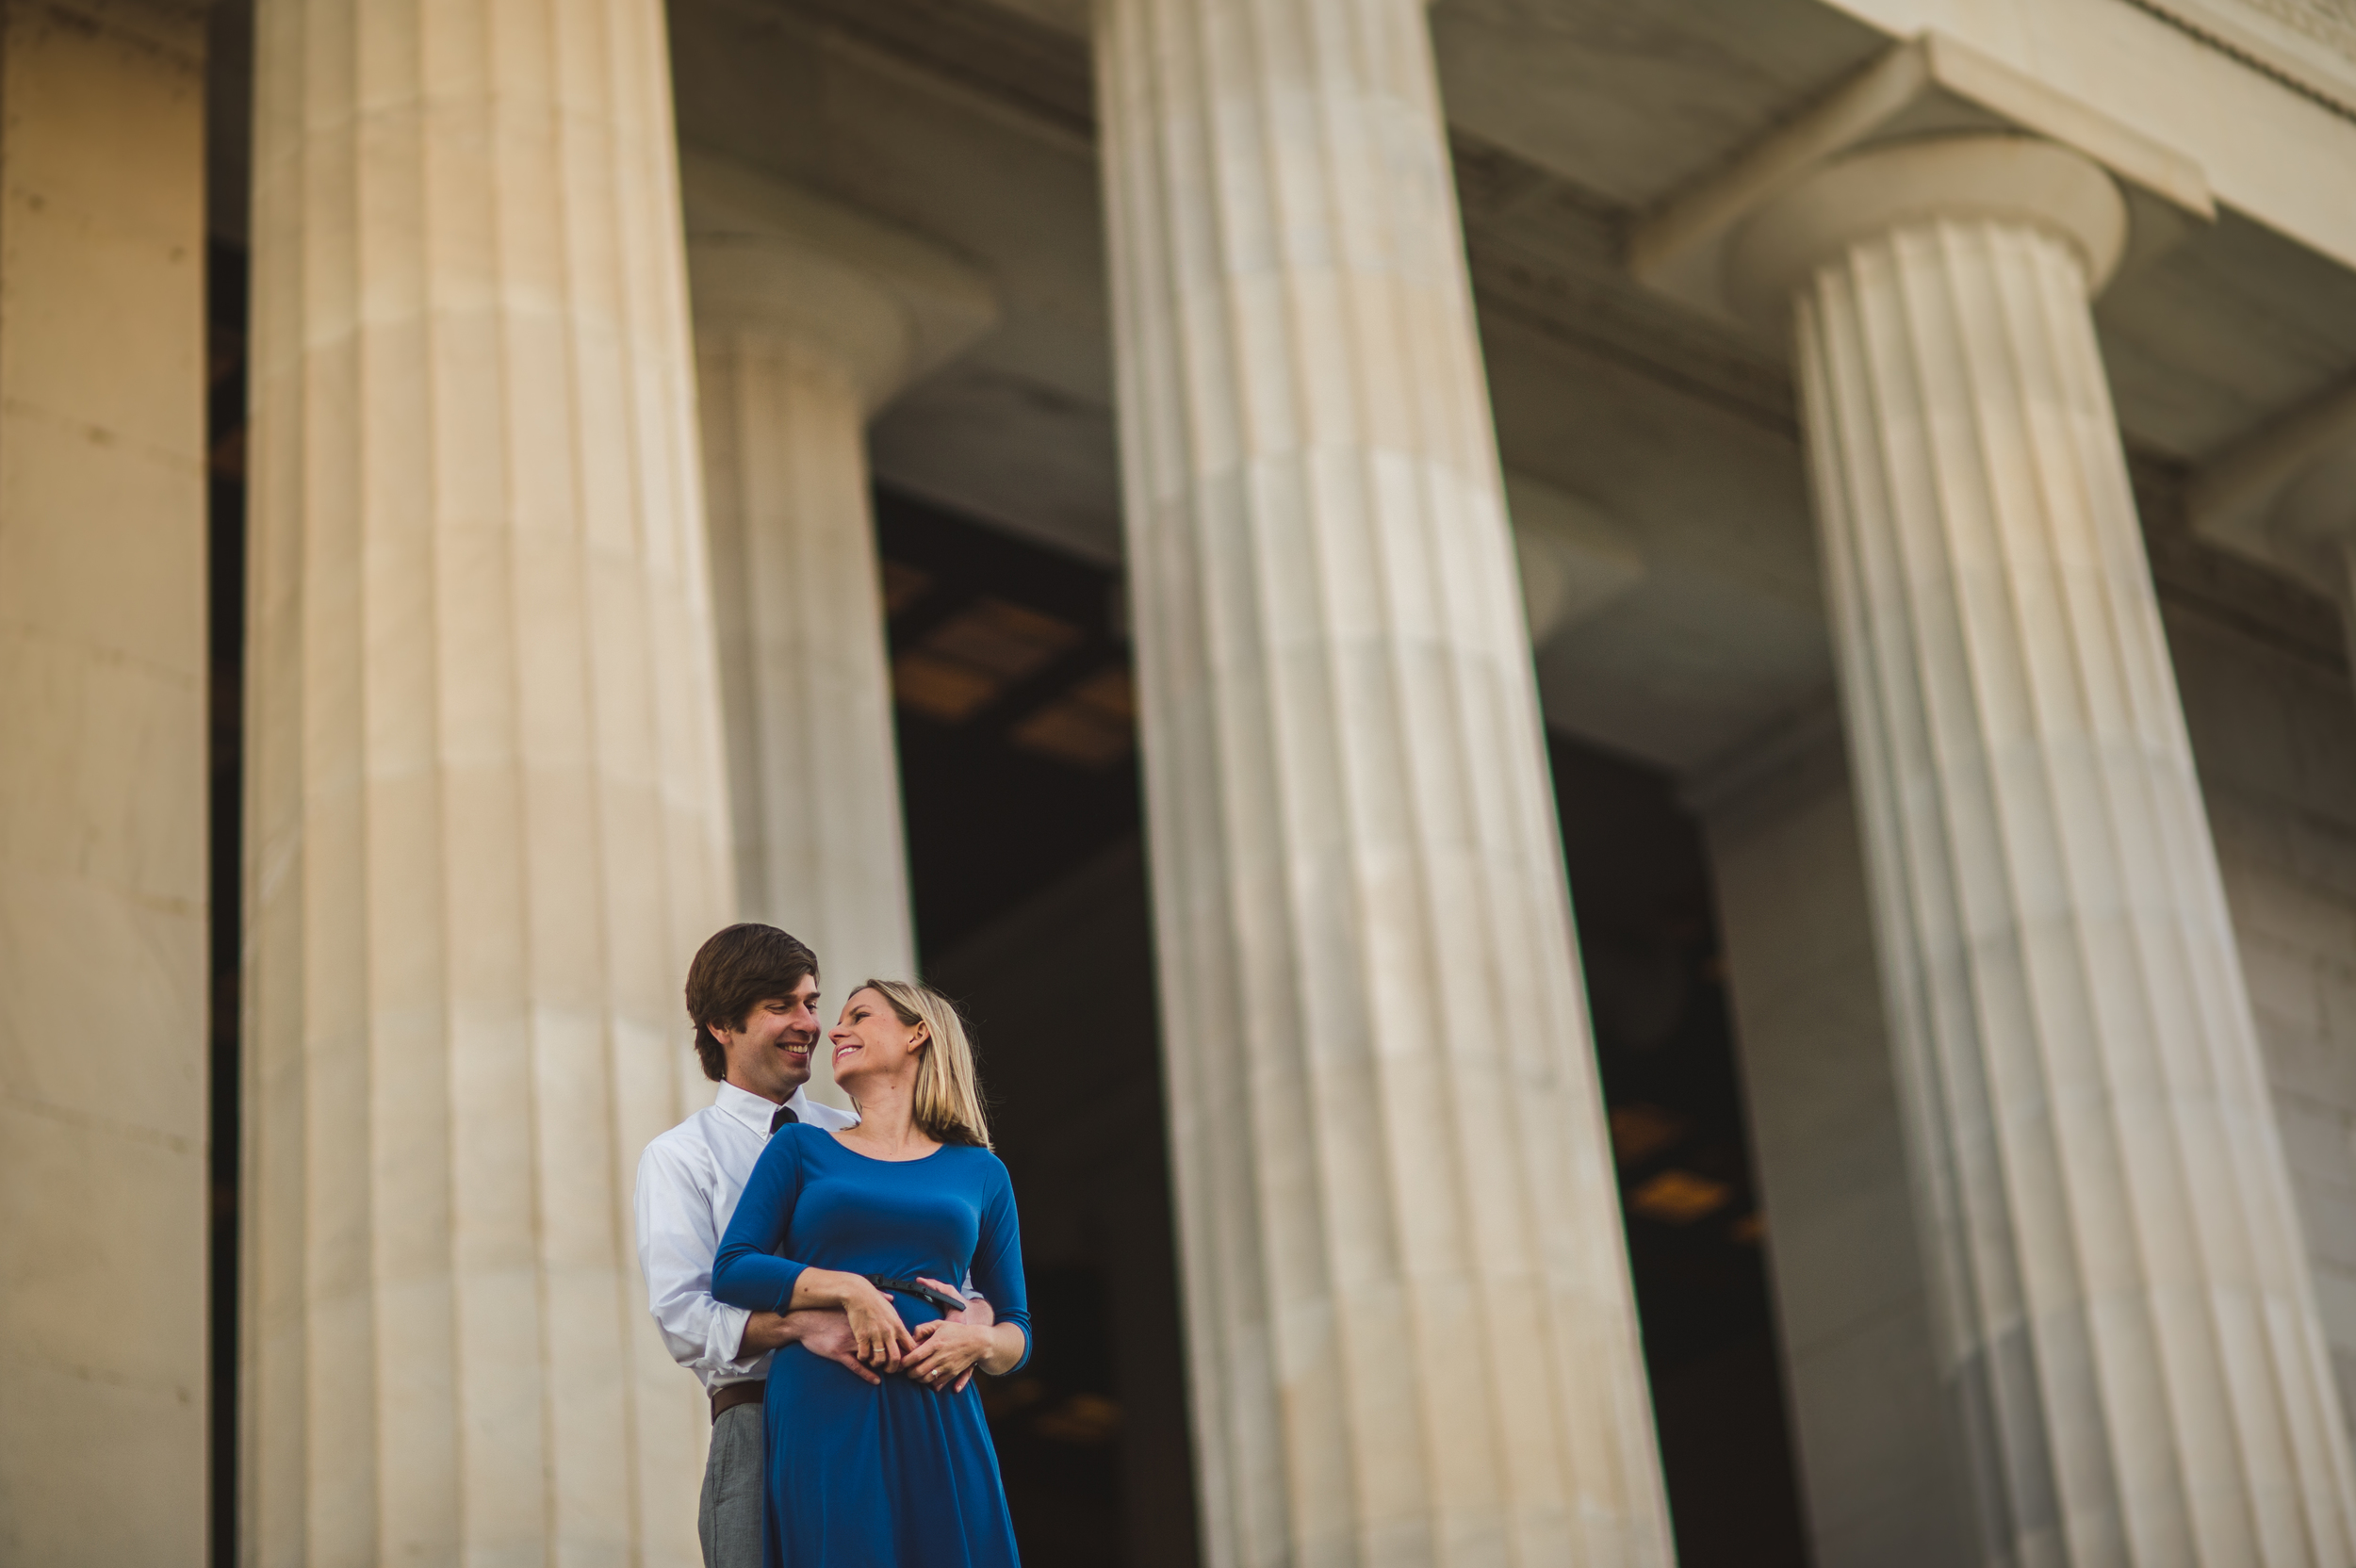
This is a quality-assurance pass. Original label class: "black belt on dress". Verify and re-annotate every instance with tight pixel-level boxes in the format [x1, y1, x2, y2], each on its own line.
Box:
[867, 1275, 964, 1315]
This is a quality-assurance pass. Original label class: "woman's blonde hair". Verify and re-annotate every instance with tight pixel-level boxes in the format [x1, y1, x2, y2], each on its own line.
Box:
[859, 979, 991, 1149]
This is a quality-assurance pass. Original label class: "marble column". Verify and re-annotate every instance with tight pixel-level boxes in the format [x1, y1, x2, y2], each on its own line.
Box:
[0, 4, 207, 1561]
[1733, 134, 2356, 1563]
[244, 1, 733, 1562]
[684, 161, 993, 1021]
[1094, 2, 1675, 1563]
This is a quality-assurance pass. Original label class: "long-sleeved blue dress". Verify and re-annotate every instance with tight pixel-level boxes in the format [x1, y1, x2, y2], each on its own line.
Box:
[712, 1122, 1030, 1568]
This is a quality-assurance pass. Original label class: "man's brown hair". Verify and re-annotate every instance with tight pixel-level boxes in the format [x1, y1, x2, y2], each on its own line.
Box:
[684, 923, 820, 1083]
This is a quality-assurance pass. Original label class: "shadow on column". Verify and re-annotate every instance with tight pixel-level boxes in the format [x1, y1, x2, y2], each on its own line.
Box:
[879, 484, 1807, 1566]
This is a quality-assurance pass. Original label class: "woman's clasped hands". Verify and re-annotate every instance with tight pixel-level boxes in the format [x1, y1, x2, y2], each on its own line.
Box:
[798, 1267, 996, 1393]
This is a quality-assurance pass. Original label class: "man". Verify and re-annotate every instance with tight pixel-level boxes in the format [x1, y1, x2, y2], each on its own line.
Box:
[631, 924, 865, 1568]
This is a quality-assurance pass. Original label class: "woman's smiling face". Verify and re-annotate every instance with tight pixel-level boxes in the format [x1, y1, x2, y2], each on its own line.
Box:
[830, 986, 924, 1094]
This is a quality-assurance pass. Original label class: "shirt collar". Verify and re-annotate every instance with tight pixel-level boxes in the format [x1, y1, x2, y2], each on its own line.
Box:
[712, 1078, 806, 1137]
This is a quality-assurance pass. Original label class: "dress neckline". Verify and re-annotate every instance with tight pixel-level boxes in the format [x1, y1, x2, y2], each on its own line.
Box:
[825, 1129, 947, 1165]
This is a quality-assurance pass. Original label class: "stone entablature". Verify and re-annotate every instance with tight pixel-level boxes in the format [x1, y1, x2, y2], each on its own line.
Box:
[2130, 0, 2356, 115]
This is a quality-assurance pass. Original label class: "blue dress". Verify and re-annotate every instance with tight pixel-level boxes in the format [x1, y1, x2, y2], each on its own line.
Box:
[712, 1123, 1031, 1568]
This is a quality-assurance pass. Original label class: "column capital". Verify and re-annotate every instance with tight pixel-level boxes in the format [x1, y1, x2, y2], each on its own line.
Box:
[1725, 135, 2126, 321]
[1630, 30, 2211, 333]
[681, 151, 997, 411]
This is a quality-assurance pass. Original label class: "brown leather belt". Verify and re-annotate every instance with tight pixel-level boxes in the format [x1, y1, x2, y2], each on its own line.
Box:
[712, 1380, 764, 1423]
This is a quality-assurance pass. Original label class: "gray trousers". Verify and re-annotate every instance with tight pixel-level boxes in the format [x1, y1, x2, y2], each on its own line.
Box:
[699, 1400, 765, 1568]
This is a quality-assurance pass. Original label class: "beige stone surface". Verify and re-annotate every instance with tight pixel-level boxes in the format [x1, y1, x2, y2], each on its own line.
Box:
[686, 162, 994, 1079]
[242, 0, 730, 1560]
[0, 3, 208, 1562]
[1757, 133, 2356, 1561]
[1094, 0, 1674, 1561]
[1810, 0, 2356, 270]
[1631, 32, 2205, 334]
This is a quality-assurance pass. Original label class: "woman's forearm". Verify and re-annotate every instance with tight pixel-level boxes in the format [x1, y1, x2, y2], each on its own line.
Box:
[787, 1266, 879, 1315]
[712, 1247, 806, 1313]
[980, 1323, 1027, 1377]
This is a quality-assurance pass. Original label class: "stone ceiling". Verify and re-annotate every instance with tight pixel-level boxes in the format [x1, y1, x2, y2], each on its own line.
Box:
[670, 0, 2356, 770]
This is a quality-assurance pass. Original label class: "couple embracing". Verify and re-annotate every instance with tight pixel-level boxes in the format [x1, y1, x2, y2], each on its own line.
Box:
[634, 923, 1031, 1568]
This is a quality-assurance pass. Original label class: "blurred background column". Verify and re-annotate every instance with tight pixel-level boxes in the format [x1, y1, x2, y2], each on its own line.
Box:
[1732, 132, 2356, 1563]
[242, 1, 732, 1561]
[684, 155, 993, 1040]
[0, 3, 207, 1561]
[1092, 1, 1677, 1562]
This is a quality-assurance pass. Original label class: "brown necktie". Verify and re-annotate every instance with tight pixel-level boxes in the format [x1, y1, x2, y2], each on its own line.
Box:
[769, 1104, 798, 1134]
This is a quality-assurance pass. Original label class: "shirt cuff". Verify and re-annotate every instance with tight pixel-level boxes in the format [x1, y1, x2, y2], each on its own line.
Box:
[708, 1301, 761, 1375]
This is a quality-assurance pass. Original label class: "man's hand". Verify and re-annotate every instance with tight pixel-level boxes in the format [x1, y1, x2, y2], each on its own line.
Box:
[940, 1285, 995, 1331]
[739, 1307, 881, 1384]
[788, 1309, 882, 1385]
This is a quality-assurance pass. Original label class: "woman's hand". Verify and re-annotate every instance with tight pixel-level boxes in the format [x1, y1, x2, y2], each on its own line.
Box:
[920, 1278, 992, 1395]
[905, 1275, 1023, 1391]
[788, 1268, 916, 1373]
[842, 1284, 915, 1372]
[903, 1319, 999, 1391]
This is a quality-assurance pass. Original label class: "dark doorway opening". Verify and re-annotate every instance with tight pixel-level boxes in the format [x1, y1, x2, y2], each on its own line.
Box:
[878, 490, 1807, 1565]
[876, 488, 1196, 1568]
[1547, 736, 1810, 1568]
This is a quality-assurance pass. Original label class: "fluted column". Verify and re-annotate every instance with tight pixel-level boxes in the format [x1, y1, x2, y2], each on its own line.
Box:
[0, 4, 207, 1561]
[685, 161, 993, 1005]
[1094, 3, 1674, 1563]
[244, 2, 731, 1562]
[1736, 135, 2356, 1564]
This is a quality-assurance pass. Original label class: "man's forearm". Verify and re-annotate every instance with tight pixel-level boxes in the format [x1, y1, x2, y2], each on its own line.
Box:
[777, 1307, 849, 1344]
[725, 1294, 857, 1356]
[736, 1309, 796, 1357]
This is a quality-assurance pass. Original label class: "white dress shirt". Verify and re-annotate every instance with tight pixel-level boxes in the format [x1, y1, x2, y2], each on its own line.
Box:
[634, 1079, 859, 1393]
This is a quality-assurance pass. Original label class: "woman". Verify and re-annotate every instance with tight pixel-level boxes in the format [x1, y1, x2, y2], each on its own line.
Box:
[712, 979, 1030, 1568]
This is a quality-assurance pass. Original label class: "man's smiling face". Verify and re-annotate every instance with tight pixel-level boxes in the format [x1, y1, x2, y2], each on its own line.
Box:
[715, 972, 824, 1104]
